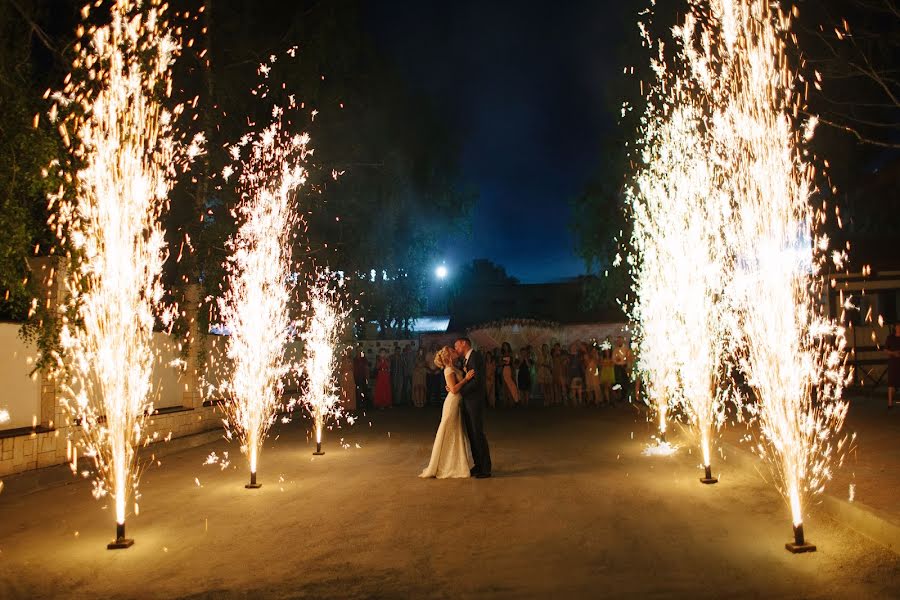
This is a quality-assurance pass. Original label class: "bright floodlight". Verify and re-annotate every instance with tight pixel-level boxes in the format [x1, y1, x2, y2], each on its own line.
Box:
[435, 265, 448, 279]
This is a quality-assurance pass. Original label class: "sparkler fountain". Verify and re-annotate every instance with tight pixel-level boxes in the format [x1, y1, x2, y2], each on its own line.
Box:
[631, 0, 851, 548]
[47, 0, 202, 549]
[705, 0, 852, 552]
[216, 89, 311, 489]
[300, 273, 349, 456]
[627, 12, 733, 473]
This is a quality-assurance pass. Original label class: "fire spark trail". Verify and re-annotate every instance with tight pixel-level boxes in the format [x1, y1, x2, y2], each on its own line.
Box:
[48, 0, 202, 548]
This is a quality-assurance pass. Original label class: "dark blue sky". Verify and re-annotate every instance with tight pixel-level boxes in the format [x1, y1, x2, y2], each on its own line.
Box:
[367, 1, 630, 283]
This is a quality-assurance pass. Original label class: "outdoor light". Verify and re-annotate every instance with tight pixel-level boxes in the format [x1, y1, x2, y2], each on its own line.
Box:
[435, 265, 448, 279]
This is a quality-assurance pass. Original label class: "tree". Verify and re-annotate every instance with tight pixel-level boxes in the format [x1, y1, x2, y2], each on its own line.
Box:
[170, 0, 472, 337]
[571, 135, 631, 310]
[799, 0, 900, 149]
[0, 1, 67, 321]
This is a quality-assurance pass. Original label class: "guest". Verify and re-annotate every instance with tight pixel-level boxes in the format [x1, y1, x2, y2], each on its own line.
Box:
[339, 346, 357, 412]
[401, 343, 415, 406]
[568, 345, 584, 407]
[412, 347, 427, 408]
[425, 343, 440, 404]
[353, 348, 370, 410]
[499, 341, 519, 407]
[485, 350, 497, 408]
[528, 345, 539, 399]
[390, 345, 404, 406]
[374, 348, 392, 409]
[538, 344, 554, 407]
[551, 344, 568, 406]
[599, 341, 616, 405]
[613, 336, 634, 402]
[584, 346, 601, 407]
[517, 347, 533, 407]
[887, 323, 900, 409]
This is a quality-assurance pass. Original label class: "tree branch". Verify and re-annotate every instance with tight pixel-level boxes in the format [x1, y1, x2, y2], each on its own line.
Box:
[5, 0, 58, 57]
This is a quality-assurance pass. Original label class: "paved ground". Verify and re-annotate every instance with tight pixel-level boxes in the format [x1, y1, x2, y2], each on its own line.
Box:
[0, 405, 897, 599]
[828, 391, 900, 525]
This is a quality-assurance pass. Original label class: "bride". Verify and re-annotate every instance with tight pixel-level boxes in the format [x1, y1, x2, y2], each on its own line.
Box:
[419, 346, 475, 479]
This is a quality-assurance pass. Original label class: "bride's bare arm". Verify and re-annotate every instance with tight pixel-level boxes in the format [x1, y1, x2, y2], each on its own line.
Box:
[445, 369, 475, 394]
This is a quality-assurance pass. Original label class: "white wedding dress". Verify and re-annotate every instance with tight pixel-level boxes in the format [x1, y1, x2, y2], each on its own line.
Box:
[419, 366, 474, 479]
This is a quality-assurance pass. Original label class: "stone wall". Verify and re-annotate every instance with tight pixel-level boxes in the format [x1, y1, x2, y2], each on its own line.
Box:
[0, 404, 223, 477]
[0, 259, 225, 478]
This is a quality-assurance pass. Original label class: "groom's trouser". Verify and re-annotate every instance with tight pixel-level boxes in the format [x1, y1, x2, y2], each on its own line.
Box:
[461, 395, 492, 475]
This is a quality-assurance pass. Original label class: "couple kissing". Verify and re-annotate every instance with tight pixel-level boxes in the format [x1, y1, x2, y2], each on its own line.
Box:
[419, 337, 492, 479]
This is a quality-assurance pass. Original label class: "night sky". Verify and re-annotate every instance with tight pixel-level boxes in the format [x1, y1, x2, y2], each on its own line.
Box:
[367, 1, 631, 283]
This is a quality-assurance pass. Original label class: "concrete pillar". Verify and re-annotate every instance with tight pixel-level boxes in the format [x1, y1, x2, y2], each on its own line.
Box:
[180, 284, 204, 409]
[26, 257, 65, 429]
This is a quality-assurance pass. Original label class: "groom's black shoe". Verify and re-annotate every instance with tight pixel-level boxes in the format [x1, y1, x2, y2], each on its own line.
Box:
[470, 467, 478, 477]
[475, 472, 491, 479]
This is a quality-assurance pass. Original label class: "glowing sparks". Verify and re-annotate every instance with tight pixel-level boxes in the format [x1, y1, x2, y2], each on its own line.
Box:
[628, 4, 734, 464]
[299, 273, 350, 452]
[641, 439, 680, 457]
[629, 0, 851, 540]
[703, 0, 852, 533]
[216, 92, 309, 486]
[48, 0, 200, 543]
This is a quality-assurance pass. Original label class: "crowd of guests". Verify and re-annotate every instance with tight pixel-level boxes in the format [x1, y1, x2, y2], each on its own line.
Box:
[341, 336, 638, 410]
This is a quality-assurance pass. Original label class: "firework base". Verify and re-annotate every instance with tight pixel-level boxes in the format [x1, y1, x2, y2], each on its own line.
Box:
[700, 465, 718, 484]
[107, 538, 134, 550]
[108, 523, 134, 549]
[245, 472, 261, 489]
[785, 541, 817, 553]
[786, 524, 816, 553]
[313, 451, 325, 456]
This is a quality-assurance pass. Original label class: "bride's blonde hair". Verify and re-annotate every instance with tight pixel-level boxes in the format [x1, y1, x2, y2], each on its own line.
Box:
[434, 346, 454, 369]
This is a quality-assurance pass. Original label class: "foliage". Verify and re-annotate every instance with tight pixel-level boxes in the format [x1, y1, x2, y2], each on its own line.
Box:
[571, 135, 632, 310]
[0, 1, 61, 322]
[168, 0, 472, 338]
[798, 0, 900, 149]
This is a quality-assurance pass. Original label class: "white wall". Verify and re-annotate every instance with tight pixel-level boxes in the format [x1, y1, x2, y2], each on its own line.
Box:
[150, 332, 187, 409]
[203, 335, 231, 399]
[0, 324, 41, 430]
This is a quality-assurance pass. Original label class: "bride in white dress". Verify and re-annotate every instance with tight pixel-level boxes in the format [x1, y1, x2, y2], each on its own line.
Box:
[419, 346, 475, 479]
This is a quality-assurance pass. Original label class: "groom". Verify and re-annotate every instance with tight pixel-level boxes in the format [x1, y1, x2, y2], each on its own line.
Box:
[454, 337, 492, 478]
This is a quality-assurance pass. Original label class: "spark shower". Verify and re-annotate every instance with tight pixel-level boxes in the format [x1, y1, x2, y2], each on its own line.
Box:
[48, 0, 202, 549]
[627, 0, 852, 550]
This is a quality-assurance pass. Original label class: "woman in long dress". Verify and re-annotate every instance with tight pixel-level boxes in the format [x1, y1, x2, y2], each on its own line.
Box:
[500, 341, 519, 407]
[551, 344, 568, 406]
[419, 347, 475, 479]
[485, 350, 497, 408]
[412, 348, 427, 408]
[373, 349, 392, 409]
[538, 344, 554, 406]
[599, 342, 616, 405]
[583, 346, 600, 406]
[339, 347, 357, 412]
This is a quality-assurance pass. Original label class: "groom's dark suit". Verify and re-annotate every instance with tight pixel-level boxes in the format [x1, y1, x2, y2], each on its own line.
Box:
[459, 349, 492, 476]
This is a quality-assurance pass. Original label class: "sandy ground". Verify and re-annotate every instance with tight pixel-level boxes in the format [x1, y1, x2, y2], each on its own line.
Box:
[0, 405, 897, 599]
[827, 392, 900, 523]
